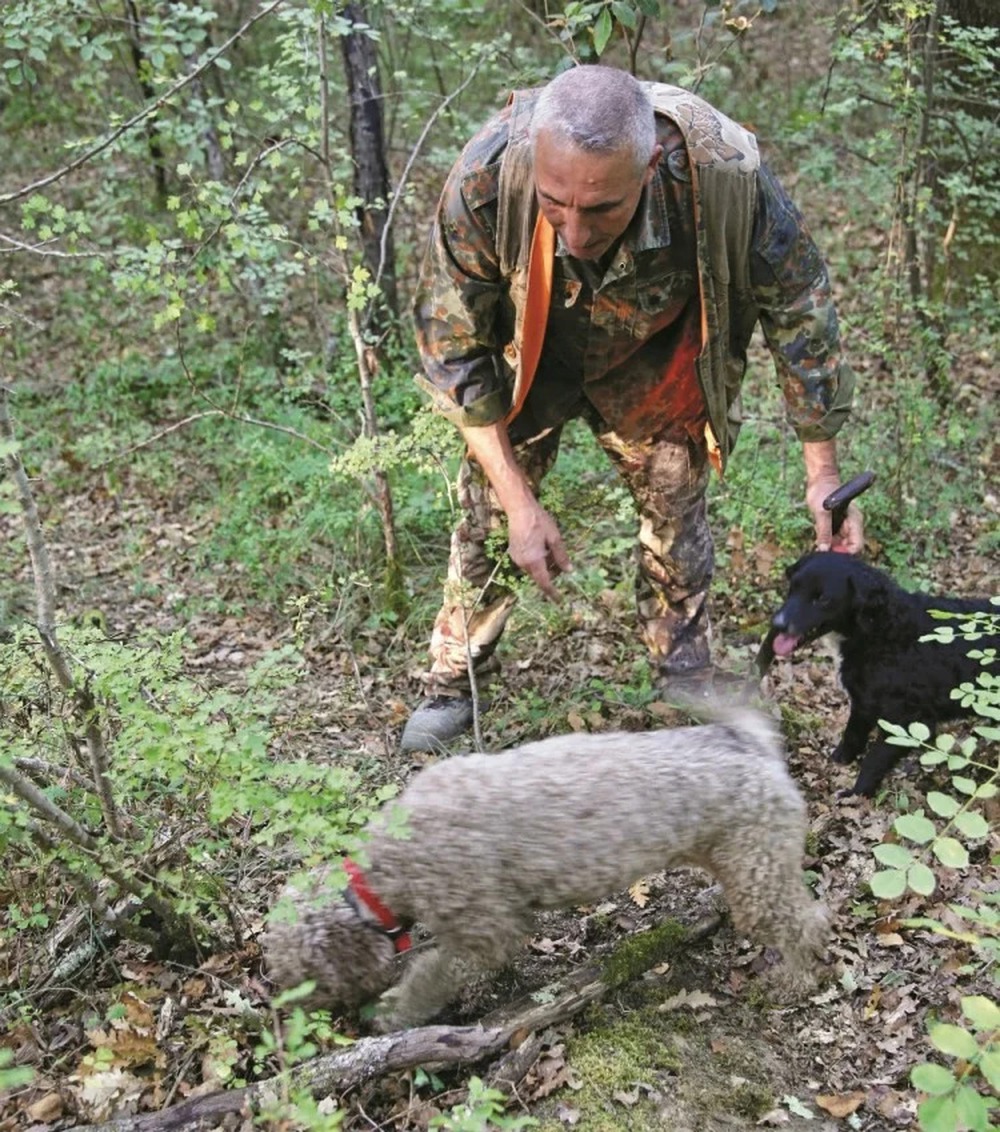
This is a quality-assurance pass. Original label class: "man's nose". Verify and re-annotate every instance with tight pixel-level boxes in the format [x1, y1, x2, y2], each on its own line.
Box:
[561, 210, 591, 245]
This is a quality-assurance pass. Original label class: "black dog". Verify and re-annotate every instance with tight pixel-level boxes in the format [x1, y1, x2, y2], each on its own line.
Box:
[763, 552, 997, 796]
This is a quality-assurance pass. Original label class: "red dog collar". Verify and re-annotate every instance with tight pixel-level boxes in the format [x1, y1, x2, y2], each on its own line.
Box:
[343, 858, 412, 953]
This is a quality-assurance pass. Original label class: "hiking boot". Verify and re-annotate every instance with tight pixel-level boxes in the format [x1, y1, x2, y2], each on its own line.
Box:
[656, 667, 715, 707]
[399, 695, 477, 753]
[657, 665, 754, 708]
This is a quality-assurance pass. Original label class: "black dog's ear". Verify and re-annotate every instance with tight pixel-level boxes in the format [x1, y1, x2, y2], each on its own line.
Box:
[850, 573, 888, 635]
[786, 553, 811, 580]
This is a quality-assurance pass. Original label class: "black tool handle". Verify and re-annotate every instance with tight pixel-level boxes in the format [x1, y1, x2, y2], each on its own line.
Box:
[823, 470, 875, 535]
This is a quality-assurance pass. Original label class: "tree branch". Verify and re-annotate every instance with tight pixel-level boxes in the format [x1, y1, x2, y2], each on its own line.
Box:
[0, 0, 288, 208]
[62, 909, 724, 1131]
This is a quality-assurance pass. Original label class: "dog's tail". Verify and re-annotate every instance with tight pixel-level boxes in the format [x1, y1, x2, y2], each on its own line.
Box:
[677, 696, 784, 762]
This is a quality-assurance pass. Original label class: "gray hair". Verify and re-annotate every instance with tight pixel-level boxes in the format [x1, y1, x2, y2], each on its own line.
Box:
[528, 65, 656, 174]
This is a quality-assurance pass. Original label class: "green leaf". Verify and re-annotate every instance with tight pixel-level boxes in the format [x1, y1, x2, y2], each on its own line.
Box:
[611, 1, 638, 29]
[592, 7, 614, 55]
[952, 776, 977, 796]
[928, 1022, 980, 1060]
[908, 721, 931, 742]
[953, 811, 989, 839]
[870, 868, 907, 899]
[973, 781, 998, 799]
[932, 837, 969, 868]
[962, 995, 1000, 1030]
[979, 1049, 1000, 1091]
[911, 1061, 956, 1096]
[920, 750, 948, 766]
[917, 1093, 958, 1132]
[907, 861, 937, 896]
[874, 842, 914, 869]
[887, 734, 922, 748]
[954, 1084, 990, 1131]
[926, 791, 960, 818]
[895, 812, 937, 844]
[974, 725, 1000, 742]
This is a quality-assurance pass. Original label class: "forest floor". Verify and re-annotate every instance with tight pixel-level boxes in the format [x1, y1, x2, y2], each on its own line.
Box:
[1, 5, 998, 1126]
[1, 412, 996, 1131]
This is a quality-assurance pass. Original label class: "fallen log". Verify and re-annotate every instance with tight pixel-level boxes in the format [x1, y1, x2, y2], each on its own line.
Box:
[64, 906, 724, 1132]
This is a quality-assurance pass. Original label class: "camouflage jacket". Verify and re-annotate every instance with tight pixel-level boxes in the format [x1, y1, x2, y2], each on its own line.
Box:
[413, 82, 855, 468]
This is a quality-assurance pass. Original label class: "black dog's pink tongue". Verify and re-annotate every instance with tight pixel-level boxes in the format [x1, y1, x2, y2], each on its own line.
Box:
[771, 633, 801, 658]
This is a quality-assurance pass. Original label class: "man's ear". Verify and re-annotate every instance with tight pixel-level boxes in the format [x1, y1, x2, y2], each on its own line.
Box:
[644, 144, 663, 184]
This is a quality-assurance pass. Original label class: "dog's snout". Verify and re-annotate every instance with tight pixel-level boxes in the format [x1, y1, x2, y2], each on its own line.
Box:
[772, 608, 789, 632]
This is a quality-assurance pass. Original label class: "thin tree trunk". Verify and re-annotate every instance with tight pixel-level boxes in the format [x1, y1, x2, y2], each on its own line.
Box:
[122, 0, 169, 206]
[338, 2, 399, 332]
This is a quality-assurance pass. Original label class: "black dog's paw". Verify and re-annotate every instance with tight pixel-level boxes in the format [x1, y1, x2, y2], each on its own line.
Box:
[830, 743, 855, 766]
[835, 785, 870, 801]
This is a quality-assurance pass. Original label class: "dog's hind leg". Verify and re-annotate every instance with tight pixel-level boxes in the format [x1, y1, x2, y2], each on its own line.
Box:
[709, 835, 828, 993]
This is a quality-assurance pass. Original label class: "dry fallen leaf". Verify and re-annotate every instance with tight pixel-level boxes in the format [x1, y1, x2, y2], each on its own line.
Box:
[659, 989, 719, 1012]
[628, 878, 651, 908]
[26, 1092, 65, 1122]
[816, 1090, 866, 1117]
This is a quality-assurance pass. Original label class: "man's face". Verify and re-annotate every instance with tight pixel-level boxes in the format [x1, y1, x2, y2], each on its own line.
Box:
[532, 129, 660, 261]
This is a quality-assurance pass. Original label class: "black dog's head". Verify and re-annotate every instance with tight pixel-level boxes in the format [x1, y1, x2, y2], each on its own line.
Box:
[768, 551, 886, 659]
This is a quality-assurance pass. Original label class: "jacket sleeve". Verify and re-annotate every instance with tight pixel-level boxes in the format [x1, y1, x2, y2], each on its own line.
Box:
[412, 116, 514, 429]
[750, 163, 855, 442]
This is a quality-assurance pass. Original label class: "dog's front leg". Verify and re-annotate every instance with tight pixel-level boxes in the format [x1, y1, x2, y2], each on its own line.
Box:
[373, 947, 470, 1031]
[831, 705, 874, 765]
[849, 739, 904, 796]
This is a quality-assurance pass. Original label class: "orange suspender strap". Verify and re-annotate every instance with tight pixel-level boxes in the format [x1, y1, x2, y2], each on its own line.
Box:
[689, 167, 723, 476]
[503, 205, 722, 473]
[504, 210, 555, 425]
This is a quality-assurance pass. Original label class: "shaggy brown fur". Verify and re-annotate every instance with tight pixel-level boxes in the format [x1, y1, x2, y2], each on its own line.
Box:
[263, 707, 828, 1030]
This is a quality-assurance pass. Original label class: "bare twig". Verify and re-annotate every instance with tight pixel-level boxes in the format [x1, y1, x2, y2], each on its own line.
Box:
[0, 384, 122, 836]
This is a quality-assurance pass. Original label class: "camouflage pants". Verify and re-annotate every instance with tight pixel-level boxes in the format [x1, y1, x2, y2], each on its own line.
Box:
[421, 417, 715, 697]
